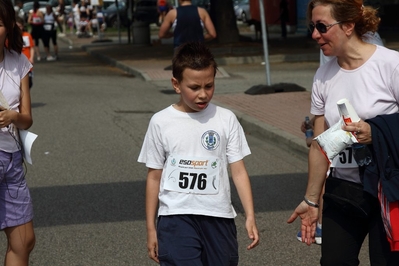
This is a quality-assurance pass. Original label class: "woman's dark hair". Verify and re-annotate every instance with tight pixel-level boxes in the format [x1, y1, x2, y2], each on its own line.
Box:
[33, 0, 41, 11]
[0, 0, 23, 53]
[307, 0, 380, 37]
[172, 42, 218, 82]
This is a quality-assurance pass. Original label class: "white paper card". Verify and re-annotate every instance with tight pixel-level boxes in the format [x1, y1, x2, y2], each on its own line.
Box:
[19, 130, 38, 164]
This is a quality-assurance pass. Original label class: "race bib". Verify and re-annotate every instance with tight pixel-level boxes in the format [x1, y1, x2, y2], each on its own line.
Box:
[163, 154, 220, 194]
[32, 17, 42, 24]
[22, 36, 30, 48]
[330, 146, 358, 168]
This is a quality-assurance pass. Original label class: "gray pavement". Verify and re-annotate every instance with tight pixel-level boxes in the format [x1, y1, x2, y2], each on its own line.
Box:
[0, 26, 385, 265]
[59, 30, 320, 159]
[60, 27, 399, 159]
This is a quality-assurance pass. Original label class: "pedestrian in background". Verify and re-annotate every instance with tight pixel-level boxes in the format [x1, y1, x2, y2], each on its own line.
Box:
[279, 0, 289, 39]
[72, 0, 80, 34]
[157, 0, 169, 25]
[138, 42, 259, 265]
[28, 0, 45, 62]
[43, 4, 59, 61]
[158, 0, 216, 70]
[288, 0, 399, 264]
[16, 17, 35, 89]
[14, 0, 24, 20]
[0, 0, 36, 264]
[158, 0, 216, 51]
[56, 0, 67, 37]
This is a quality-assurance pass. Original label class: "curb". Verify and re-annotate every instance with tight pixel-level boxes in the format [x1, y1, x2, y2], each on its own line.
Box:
[212, 100, 309, 158]
[64, 36, 310, 158]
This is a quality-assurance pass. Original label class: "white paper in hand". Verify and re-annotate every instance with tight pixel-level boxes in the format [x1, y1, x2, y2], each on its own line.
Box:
[19, 130, 38, 164]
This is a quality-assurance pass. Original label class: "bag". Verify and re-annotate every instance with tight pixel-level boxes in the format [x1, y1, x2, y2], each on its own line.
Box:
[323, 177, 375, 218]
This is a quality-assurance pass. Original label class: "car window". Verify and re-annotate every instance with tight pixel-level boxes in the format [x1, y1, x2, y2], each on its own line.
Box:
[23, 1, 48, 11]
[47, 0, 71, 7]
[105, 1, 125, 10]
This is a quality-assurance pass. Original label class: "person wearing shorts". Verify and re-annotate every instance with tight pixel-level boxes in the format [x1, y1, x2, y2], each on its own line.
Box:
[43, 4, 59, 61]
[28, 1, 44, 61]
[138, 42, 259, 265]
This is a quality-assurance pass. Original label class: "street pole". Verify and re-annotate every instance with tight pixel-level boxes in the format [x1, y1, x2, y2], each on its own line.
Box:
[115, 0, 121, 43]
[258, 0, 271, 85]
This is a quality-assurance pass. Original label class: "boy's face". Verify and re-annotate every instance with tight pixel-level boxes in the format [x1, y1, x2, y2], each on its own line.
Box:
[172, 66, 215, 113]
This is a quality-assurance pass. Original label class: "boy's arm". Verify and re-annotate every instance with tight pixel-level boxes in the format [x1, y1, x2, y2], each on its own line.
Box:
[29, 46, 35, 63]
[145, 168, 162, 263]
[230, 160, 259, 250]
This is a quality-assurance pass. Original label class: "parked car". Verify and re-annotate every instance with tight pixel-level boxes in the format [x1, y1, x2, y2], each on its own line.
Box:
[192, 0, 210, 12]
[234, 0, 250, 22]
[103, 0, 129, 28]
[19, 1, 47, 23]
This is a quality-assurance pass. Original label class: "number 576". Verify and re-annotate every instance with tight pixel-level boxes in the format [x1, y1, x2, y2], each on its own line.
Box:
[179, 172, 207, 190]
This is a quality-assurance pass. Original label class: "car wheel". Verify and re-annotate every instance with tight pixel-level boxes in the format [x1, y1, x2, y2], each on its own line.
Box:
[241, 12, 247, 23]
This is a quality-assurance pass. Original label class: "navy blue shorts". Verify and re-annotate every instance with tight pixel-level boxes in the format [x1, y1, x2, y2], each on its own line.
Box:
[157, 215, 239, 266]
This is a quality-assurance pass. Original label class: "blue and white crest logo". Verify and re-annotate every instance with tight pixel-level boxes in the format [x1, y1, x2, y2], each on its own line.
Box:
[201, 130, 220, 150]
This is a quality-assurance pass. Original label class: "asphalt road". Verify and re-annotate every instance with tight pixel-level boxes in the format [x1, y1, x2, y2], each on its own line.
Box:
[0, 38, 370, 265]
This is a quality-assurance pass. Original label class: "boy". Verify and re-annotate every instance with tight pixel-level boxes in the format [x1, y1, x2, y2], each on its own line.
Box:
[16, 17, 34, 89]
[138, 42, 259, 265]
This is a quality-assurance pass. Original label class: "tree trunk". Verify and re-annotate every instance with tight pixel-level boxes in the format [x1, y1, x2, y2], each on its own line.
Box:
[209, 0, 240, 44]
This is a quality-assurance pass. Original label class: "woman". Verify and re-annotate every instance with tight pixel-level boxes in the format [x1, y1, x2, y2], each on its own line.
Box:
[0, 0, 36, 264]
[287, 0, 399, 265]
[27, 1, 44, 62]
[43, 4, 58, 61]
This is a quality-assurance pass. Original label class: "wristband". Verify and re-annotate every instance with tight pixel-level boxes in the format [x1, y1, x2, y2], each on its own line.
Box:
[304, 196, 319, 208]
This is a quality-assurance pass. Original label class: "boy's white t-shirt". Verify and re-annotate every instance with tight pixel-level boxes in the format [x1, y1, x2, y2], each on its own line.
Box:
[138, 103, 251, 218]
[311, 45, 399, 182]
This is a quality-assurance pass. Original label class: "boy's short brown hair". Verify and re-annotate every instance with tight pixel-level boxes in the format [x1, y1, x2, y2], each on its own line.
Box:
[172, 42, 218, 82]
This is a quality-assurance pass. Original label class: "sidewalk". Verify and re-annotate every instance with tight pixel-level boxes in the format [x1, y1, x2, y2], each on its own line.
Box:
[59, 28, 399, 157]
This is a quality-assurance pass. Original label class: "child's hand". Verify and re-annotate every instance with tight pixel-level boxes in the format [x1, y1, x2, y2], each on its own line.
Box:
[0, 108, 13, 128]
[245, 218, 259, 250]
[147, 230, 159, 263]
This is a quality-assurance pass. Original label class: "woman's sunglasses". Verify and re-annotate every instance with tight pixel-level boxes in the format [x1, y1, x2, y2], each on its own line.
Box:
[308, 21, 341, 34]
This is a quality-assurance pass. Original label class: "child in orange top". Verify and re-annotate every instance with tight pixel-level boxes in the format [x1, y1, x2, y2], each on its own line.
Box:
[16, 17, 34, 89]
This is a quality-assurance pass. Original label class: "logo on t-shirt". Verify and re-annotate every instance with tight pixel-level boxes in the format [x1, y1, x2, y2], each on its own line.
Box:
[201, 130, 220, 150]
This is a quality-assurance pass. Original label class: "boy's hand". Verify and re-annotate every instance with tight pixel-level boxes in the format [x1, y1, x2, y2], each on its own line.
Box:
[245, 218, 259, 250]
[147, 230, 159, 263]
